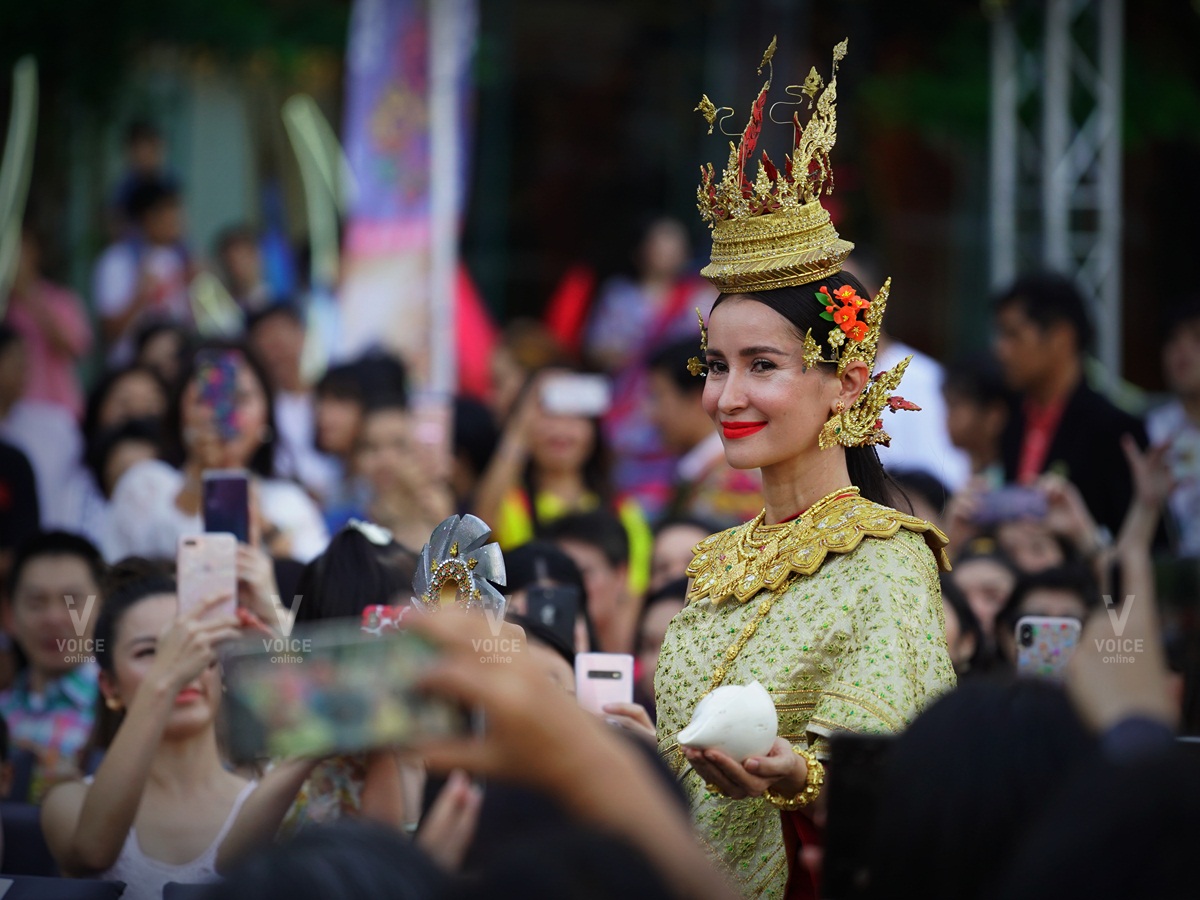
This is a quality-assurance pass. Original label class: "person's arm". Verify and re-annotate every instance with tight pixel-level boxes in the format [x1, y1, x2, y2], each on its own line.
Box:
[40, 595, 242, 876]
[359, 750, 408, 829]
[214, 758, 319, 874]
[408, 611, 738, 900]
[471, 380, 539, 528]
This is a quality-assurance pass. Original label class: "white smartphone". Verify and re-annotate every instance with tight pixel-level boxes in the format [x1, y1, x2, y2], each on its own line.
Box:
[574, 652, 634, 716]
[177, 533, 238, 620]
[541, 373, 612, 418]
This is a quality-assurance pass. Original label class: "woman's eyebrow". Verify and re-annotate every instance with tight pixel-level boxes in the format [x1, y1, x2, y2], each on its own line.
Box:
[736, 345, 787, 357]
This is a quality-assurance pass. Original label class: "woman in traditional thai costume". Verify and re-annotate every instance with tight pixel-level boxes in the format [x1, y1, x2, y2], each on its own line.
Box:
[654, 39, 957, 899]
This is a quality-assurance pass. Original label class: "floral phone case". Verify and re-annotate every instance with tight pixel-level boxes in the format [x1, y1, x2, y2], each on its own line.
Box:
[1015, 616, 1082, 681]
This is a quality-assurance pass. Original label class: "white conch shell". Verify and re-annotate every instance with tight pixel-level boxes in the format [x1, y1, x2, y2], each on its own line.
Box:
[677, 680, 778, 761]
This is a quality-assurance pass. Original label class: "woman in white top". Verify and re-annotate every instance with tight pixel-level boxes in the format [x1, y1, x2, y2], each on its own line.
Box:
[106, 342, 328, 563]
[41, 567, 257, 899]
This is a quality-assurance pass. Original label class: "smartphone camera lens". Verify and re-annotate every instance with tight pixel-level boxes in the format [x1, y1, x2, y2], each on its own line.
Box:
[1019, 623, 1034, 647]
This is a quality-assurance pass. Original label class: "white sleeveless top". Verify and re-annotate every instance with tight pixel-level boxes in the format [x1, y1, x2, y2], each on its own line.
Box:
[88, 778, 256, 899]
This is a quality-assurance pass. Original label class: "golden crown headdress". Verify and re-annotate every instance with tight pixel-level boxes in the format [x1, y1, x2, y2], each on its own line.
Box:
[692, 38, 921, 450]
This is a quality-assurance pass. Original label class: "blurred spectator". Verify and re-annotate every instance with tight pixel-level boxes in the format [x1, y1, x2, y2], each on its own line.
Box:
[993, 273, 1147, 537]
[889, 469, 949, 531]
[245, 304, 339, 502]
[474, 371, 652, 596]
[108, 120, 179, 237]
[942, 354, 1011, 485]
[939, 572, 983, 677]
[0, 326, 82, 524]
[94, 178, 193, 363]
[0, 532, 104, 802]
[133, 320, 190, 389]
[215, 224, 273, 315]
[994, 564, 1103, 668]
[0, 441, 39, 585]
[106, 344, 328, 563]
[633, 577, 687, 720]
[82, 363, 169, 439]
[3, 221, 92, 418]
[488, 318, 569, 424]
[450, 396, 499, 513]
[864, 679, 1095, 900]
[40, 568, 255, 896]
[584, 217, 717, 515]
[1146, 297, 1200, 556]
[502, 540, 592, 654]
[543, 510, 637, 653]
[313, 363, 370, 532]
[951, 539, 1019, 649]
[506, 612, 576, 695]
[357, 397, 453, 552]
[646, 337, 762, 527]
[648, 515, 716, 594]
[843, 255, 971, 490]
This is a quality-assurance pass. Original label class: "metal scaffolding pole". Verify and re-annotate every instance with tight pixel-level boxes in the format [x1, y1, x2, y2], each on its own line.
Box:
[988, 0, 1124, 380]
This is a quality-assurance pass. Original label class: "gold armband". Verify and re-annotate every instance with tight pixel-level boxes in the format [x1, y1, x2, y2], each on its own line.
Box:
[763, 744, 825, 811]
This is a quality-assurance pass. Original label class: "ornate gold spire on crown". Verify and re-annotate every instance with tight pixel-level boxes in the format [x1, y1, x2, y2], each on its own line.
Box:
[696, 38, 852, 293]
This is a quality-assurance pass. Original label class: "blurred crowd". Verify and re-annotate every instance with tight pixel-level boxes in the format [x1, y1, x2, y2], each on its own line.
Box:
[0, 119, 1196, 899]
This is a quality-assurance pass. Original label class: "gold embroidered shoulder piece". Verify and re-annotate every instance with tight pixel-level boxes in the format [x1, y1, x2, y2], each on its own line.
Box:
[686, 486, 950, 605]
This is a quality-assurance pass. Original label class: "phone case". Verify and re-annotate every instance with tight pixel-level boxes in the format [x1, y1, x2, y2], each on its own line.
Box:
[202, 469, 250, 544]
[195, 349, 241, 440]
[574, 652, 634, 716]
[220, 620, 470, 762]
[177, 534, 238, 620]
[1015, 616, 1082, 680]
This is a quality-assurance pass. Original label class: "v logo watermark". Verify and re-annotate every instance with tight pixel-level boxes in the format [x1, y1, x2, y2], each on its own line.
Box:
[480, 603, 507, 639]
[270, 595, 304, 638]
[1102, 594, 1135, 637]
[64, 595, 98, 637]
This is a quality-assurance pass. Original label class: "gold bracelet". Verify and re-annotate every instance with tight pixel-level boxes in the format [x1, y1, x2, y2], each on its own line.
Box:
[763, 744, 825, 811]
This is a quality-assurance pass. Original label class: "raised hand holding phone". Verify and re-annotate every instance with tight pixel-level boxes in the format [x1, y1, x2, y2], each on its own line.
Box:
[177, 534, 238, 622]
[152, 593, 243, 696]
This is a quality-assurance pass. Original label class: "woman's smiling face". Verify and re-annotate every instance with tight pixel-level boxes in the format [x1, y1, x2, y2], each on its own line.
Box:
[701, 296, 844, 471]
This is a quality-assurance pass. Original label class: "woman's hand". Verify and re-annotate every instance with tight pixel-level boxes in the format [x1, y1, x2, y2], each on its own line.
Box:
[1121, 435, 1175, 514]
[682, 737, 806, 801]
[146, 594, 242, 695]
[1037, 473, 1102, 554]
[602, 702, 658, 745]
[236, 542, 282, 628]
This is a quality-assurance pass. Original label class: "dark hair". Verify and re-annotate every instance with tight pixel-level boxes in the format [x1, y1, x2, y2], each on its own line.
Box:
[82, 363, 169, 443]
[292, 526, 418, 624]
[711, 272, 899, 507]
[87, 559, 177, 753]
[208, 820, 449, 900]
[453, 396, 499, 480]
[0, 324, 21, 355]
[124, 119, 161, 146]
[85, 417, 162, 499]
[124, 177, 180, 223]
[7, 531, 105, 601]
[214, 223, 258, 258]
[865, 678, 1095, 900]
[315, 364, 365, 404]
[888, 470, 949, 520]
[956, 536, 1021, 574]
[1163, 296, 1200, 334]
[0, 710, 7, 763]
[997, 563, 1103, 633]
[244, 302, 304, 336]
[993, 747, 1200, 900]
[647, 336, 704, 394]
[942, 354, 1011, 408]
[160, 342, 278, 478]
[506, 612, 575, 669]
[939, 572, 984, 673]
[542, 510, 629, 568]
[502, 541, 587, 598]
[352, 351, 409, 409]
[992, 272, 1095, 354]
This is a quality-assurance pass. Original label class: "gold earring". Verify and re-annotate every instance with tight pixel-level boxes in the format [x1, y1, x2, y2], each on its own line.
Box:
[819, 401, 847, 450]
[105, 697, 123, 712]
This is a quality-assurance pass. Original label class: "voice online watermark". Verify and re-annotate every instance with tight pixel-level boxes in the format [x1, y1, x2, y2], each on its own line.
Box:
[1097, 593, 1143, 665]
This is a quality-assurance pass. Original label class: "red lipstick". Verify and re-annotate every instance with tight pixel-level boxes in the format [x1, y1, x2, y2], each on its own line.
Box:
[175, 687, 203, 705]
[721, 421, 767, 440]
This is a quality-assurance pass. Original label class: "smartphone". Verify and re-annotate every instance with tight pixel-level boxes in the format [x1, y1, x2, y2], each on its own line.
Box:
[971, 486, 1048, 526]
[524, 584, 580, 650]
[203, 469, 250, 544]
[541, 373, 612, 418]
[220, 620, 471, 763]
[822, 733, 895, 899]
[177, 533, 238, 620]
[1015, 615, 1082, 680]
[195, 349, 241, 441]
[574, 652, 633, 715]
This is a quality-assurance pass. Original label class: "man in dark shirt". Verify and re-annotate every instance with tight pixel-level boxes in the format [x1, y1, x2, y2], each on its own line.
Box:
[993, 273, 1147, 538]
